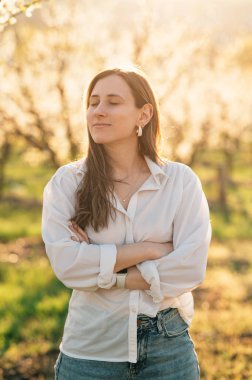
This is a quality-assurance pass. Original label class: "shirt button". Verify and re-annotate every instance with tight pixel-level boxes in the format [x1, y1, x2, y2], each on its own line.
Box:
[131, 306, 137, 313]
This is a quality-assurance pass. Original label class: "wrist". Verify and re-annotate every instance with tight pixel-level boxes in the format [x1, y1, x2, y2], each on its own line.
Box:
[125, 266, 150, 290]
[144, 245, 157, 260]
[115, 271, 128, 289]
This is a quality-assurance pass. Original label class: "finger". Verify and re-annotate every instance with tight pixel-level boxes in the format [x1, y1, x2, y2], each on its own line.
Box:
[69, 223, 89, 243]
[70, 228, 89, 243]
[72, 223, 90, 243]
[81, 231, 90, 243]
[69, 224, 84, 239]
[77, 234, 89, 243]
[69, 225, 81, 237]
[72, 227, 89, 243]
[72, 222, 85, 235]
[82, 235, 90, 243]
[71, 235, 79, 242]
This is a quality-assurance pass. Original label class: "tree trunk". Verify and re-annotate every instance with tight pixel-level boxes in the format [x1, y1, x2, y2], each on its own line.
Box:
[217, 164, 230, 218]
[0, 137, 11, 199]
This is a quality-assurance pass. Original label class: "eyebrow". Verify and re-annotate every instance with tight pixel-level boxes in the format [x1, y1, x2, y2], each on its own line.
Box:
[90, 94, 124, 100]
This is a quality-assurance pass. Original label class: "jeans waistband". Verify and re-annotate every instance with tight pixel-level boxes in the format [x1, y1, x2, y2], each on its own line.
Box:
[137, 307, 175, 327]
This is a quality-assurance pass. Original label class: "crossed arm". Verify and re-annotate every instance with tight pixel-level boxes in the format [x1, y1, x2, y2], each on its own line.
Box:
[69, 221, 173, 290]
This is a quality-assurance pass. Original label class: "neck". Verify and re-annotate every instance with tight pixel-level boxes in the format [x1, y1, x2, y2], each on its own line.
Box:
[103, 140, 145, 179]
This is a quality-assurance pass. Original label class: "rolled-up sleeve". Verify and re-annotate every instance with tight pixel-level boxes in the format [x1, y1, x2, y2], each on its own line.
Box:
[137, 260, 163, 303]
[41, 165, 117, 291]
[155, 166, 211, 298]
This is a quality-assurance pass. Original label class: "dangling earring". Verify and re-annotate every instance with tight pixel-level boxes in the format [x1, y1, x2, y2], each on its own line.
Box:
[136, 125, 143, 137]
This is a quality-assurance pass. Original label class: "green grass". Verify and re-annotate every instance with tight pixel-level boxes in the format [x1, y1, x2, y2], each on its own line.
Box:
[0, 202, 42, 242]
[4, 146, 55, 201]
[0, 242, 71, 358]
[210, 210, 252, 240]
[0, 144, 55, 242]
[193, 148, 252, 241]
[191, 240, 252, 379]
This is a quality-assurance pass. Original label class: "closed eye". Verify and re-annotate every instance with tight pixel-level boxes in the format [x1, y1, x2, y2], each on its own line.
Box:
[89, 102, 120, 107]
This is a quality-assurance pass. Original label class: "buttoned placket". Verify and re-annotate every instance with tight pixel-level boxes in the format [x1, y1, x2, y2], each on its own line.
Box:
[114, 191, 139, 362]
[113, 173, 165, 362]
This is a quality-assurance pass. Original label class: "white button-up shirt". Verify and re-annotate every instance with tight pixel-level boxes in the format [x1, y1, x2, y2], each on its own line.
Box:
[42, 156, 211, 363]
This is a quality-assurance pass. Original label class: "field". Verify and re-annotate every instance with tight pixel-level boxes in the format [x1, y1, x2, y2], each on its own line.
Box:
[0, 146, 251, 379]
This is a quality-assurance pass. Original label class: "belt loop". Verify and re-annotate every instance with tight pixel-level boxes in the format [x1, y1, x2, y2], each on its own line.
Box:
[156, 311, 164, 335]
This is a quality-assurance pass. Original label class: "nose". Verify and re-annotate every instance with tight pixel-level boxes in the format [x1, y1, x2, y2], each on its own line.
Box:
[93, 101, 107, 116]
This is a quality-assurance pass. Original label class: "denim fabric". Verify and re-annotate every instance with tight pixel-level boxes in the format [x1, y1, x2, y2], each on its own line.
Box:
[54, 308, 200, 380]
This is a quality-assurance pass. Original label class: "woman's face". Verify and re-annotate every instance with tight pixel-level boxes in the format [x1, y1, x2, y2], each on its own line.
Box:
[87, 74, 143, 146]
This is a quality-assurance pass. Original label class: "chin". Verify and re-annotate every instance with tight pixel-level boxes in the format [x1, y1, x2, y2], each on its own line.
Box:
[91, 136, 112, 145]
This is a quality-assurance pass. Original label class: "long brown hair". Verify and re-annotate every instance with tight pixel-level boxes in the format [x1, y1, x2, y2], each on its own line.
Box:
[72, 67, 162, 231]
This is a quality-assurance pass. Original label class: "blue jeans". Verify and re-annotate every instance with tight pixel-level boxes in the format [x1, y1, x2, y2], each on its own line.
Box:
[54, 308, 200, 379]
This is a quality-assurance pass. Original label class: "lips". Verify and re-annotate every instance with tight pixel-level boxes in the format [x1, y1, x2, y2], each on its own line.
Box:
[92, 123, 111, 127]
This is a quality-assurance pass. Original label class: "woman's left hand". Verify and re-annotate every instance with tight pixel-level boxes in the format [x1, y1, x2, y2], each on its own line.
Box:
[69, 222, 90, 243]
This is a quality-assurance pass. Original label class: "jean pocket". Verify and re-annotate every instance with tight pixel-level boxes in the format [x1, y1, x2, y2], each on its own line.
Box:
[158, 308, 189, 338]
[54, 352, 63, 379]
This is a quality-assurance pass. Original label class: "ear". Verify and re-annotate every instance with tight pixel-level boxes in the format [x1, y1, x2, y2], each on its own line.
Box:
[137, 103, 153, 128]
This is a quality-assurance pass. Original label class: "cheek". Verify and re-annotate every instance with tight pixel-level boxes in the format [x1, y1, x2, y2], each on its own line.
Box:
[86, 108, 92, 120]
[86, 110, 94, 129]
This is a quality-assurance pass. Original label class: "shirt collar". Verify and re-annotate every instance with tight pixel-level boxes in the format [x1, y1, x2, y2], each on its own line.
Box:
[75, 156, 169, 186]
[144, 155, 169, 186]
[75, 159, 86, 175]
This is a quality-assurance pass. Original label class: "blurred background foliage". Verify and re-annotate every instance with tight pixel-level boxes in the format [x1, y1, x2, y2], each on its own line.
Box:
[0, 0, 251, 379]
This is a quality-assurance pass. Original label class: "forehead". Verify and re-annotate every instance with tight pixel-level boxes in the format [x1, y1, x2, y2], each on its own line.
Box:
[91, 74, 133, 98]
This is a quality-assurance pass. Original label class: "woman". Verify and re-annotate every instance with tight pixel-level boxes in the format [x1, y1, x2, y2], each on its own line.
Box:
[42, 66, 211, 379]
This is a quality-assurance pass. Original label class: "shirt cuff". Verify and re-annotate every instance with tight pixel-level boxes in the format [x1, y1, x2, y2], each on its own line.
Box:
[97, 244, 117, 289]
[137, 261, 164, 303]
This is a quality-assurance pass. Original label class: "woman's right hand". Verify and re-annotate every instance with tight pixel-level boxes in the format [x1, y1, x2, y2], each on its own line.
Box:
[69, 222, 90, 243]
